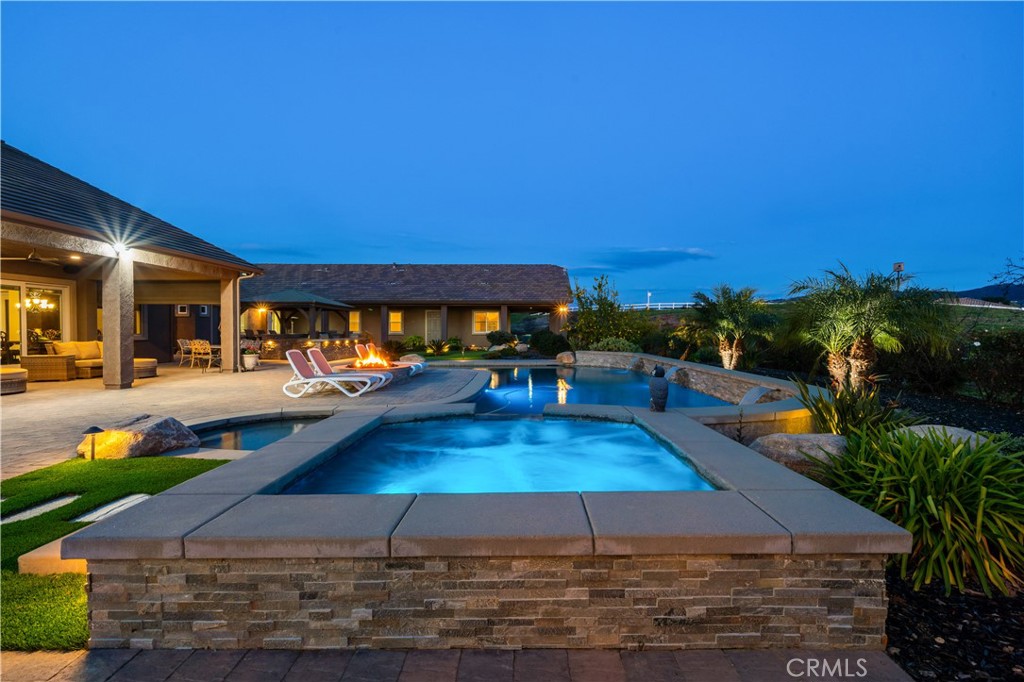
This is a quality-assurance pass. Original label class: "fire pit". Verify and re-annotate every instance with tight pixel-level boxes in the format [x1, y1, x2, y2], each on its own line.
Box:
[330, 346, 422, 384]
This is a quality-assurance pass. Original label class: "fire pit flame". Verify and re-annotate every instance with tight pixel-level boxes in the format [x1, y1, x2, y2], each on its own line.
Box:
[354, 347, 391, 369]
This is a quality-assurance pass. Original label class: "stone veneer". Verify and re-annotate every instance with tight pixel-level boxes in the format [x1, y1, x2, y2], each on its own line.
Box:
[65, 403, 909, 651]
[85, 555, 887, 650]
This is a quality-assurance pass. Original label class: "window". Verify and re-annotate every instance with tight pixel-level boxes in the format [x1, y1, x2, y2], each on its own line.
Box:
[388, 311, 404, 334]
[473, 311, 500, 335]
[349, 310, 361, 333]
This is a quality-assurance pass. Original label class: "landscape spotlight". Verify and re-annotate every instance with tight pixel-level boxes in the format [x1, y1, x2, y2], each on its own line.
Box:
[82, 425, 104, 461]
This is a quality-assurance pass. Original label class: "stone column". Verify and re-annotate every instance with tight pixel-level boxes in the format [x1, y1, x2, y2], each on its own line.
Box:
[101, 251, 135, 389]
[500, 305, 509, 332]
[440, 305, 449, 341]
[379, 305, 389, 343]
[219, 275, 239, 372]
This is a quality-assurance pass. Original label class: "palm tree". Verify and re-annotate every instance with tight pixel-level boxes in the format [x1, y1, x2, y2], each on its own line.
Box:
[690, 285, 776, 370]
[790, 264, 951, 391]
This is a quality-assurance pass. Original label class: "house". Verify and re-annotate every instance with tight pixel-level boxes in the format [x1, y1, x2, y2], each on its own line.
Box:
[0, 141, 261, 386]
[241, 263, 572, 344]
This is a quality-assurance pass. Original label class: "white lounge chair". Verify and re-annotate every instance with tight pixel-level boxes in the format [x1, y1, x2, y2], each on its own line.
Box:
[282, 350, 392, 398]
[307, 348, 392, 389]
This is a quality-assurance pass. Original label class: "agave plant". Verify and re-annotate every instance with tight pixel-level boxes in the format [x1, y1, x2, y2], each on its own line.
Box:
[426, 339, 450, 355]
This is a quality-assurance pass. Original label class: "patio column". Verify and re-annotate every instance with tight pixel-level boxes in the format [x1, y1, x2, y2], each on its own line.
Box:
[440, 305, 448, 341]
[500, 305, 509, 332]
[220, 275, 239, 372]
[379, 305, 389, 343]
[101, 250, 134, 389]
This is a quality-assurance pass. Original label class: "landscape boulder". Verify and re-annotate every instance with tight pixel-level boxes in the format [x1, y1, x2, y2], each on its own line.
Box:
[748, 433, 847, 476]
[399, 354, 426, 364]
[515, 343, 529, 353]
[891, 424, 987, 448]
[76, 414, 199, 460]
[487, 344, 507, 352]
[556, 351, 575, 365]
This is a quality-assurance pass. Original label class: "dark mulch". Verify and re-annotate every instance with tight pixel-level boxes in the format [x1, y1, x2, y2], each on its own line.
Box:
[888, 391, 1024, 437]
[886, 567, 1024, 680]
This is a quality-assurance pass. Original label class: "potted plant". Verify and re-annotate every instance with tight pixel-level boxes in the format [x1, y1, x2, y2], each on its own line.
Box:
[240, 342, 261, 370]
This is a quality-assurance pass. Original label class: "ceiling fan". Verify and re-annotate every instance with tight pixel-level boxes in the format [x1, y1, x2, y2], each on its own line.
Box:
[0, 250, 63, 266]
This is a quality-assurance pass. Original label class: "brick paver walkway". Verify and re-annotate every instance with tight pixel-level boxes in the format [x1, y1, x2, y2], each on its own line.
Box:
[0, 648, 912, 681]
[0, 363, 485, 479]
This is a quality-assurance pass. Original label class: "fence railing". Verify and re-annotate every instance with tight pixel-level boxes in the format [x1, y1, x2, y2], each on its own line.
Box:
[565, 302, 695, 312]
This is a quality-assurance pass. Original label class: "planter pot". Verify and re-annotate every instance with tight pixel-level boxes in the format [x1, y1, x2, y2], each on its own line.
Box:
[242, 354, 259, 371]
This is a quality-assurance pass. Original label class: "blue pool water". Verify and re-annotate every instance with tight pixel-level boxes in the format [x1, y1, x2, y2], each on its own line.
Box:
[198, 418, 323, 450]
[476, 366, 729, 414]
[283, 418, 715, 494]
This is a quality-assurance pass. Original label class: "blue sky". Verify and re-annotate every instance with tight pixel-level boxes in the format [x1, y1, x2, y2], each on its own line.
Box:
[2, 2, 1021, 303]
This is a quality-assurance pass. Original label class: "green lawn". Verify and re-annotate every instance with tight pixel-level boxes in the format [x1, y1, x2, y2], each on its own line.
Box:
[0, 457, 227, 651]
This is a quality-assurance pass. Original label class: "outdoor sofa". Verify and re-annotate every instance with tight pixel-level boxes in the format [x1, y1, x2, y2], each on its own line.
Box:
[19, 340, 157, 381]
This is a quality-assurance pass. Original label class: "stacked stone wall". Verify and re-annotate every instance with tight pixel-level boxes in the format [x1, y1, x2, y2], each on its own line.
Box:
[87, 554, 887, 651]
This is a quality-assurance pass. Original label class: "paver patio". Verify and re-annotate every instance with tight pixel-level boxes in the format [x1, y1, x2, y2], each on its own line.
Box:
[0, 648, 912, 681]
[0, 363, 485, 480]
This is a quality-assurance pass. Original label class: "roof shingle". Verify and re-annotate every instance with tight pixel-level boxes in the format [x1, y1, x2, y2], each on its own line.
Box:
[1, 141, 258, 273]
[243, 263, 571, 305]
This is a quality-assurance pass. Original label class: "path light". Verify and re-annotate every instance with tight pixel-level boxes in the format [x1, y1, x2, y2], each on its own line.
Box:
[82, 426, 104, 461]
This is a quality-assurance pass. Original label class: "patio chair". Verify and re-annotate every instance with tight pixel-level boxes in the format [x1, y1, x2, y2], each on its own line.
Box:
[283, 349, 392, 398]
[355, 343, 369, 361]
[189, 339, 221, 373]
[177, 339, 193, 367]
[306, 348, 392, 389]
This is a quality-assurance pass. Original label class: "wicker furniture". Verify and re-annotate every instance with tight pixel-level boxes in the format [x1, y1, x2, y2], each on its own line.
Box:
[1, 367, 28, 394]
[19, 354, 76, 381]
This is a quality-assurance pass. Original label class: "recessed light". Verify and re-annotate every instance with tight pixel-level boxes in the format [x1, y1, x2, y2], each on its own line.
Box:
[69, 255, 82, 261]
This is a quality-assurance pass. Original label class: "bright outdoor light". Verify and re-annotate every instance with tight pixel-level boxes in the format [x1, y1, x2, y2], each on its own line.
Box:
[112, 242, 127, 255]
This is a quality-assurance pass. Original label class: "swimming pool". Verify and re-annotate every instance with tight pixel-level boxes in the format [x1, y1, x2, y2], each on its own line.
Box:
[476, 366, 729, 414]
[197, 418, 323, 450]
[282, 417, 714, 494]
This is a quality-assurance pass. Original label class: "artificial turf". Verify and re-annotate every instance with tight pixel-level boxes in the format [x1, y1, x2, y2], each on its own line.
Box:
[0, 457, 227, 651]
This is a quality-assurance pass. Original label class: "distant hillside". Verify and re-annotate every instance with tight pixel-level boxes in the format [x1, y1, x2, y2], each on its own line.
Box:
[956, 284, 1024, 303]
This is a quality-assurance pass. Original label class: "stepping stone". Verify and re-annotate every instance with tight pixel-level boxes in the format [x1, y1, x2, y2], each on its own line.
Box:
[0, 495, 80, 524]
[73, 494, 151, 522]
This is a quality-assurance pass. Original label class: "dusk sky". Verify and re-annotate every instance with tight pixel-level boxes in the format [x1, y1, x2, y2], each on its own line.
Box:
[2, 2, 1021, 303]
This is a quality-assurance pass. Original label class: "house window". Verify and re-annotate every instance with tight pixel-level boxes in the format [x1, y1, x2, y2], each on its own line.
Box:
[349, 310, 361, 333]
[473, 311, 500, 335]
[388, 311, 404, 334]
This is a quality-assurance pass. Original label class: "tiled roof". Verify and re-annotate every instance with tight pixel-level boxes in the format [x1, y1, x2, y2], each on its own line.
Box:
[241, 288, 351, 309]
[0, 141, 259, 273]
[243, 263, 571, 305]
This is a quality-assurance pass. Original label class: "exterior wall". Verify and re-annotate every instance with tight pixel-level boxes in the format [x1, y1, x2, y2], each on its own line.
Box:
[347, 306, 507, 345]
[85, 554, 888, 651]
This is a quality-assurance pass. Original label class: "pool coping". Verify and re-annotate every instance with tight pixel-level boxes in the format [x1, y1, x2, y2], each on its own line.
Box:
[63, 403, 911, 562]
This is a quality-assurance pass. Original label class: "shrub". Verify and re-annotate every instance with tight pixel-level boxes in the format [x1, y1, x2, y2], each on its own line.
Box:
[446, 336, 463, 351]
[564, 275, 653, 349]
[638, 329, 672, 357]
[964, 330, 1024, 406]
[486, 330, 516, 347]
[482, 351, 502, 359]
[380, 340, 407, 359]
[590, 337, 642, 353]
[529, 329, 572, 357]
[690, 346, 720, 366]
[876, 340, 966, 395]
[425, 339, 450, 355]
[816, 427, 1024, 596]
[793, 377, 918, 435]
[403, 335, 426, 351]
[499, 346, 519, 357]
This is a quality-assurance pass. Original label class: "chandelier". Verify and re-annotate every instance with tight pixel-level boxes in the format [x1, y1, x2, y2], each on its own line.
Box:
[17, 292, 56, 313]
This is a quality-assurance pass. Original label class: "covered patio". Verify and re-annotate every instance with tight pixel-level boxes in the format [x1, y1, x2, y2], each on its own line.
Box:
[0, 142, 260, 388]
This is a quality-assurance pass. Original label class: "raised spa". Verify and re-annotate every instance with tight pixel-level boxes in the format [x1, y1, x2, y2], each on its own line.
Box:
[283, 417, 714, 494]
[477, 366, 728, 414]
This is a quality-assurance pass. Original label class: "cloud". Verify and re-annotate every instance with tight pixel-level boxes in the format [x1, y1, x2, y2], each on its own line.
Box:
[571, 247, 715, 275]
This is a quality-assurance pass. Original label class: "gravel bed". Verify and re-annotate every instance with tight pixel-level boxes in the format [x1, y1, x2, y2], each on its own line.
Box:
[886, 568, 1024, 680]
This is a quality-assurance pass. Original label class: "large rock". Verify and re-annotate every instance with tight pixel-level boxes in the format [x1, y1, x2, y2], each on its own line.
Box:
[749, 433, 847, 475]
[556, 351, 575, 365]
[76, 414, 200, 460]
[399, 354, 426, 364]
[487, 344, 507, 352]
[515, 343, 529, 353]
[891, 425, 987, 448]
